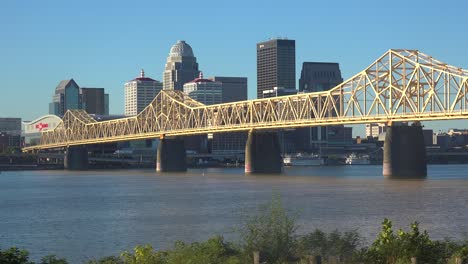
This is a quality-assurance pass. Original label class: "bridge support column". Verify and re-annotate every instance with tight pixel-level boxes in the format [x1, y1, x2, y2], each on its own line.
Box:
[383, 124, 427, 178]
[156, 137, 187, 172]
[245, 130, 282, 174]
[64, 146, 88, 170]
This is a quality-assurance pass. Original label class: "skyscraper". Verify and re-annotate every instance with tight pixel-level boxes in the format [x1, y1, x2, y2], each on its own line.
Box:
[256, 39, 296, 98]
[49, 79, 81, 115]
[163, 40, 200, 91]
[49, 79, 110, 116]
[207, 76, 248, 103]
[80, 87, 109, 115]
[124, 69, 163, 116]
[299, 62, 343, 92]
[298, 62, 348, 152]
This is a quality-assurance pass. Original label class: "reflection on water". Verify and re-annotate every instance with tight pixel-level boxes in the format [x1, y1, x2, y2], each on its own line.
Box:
[0, 165, 467, 262]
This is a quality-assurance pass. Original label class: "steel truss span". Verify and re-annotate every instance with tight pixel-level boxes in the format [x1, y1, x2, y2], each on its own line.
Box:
[25, 49, 468, 151]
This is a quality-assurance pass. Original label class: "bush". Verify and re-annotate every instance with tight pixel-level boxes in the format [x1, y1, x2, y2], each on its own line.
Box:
[86, 256, 123, 264]
[238, 193, 299, 263]
[120, 244, 166, 264]
[362, 218, 456, 264]
[39, 255, 68, 264]
[298, 229, 362, 263]
[166, 236, 241, 264]
[0, 247, 33, 264]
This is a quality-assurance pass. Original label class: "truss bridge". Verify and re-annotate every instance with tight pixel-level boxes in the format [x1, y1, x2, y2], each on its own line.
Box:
[24, 49, 468, 177]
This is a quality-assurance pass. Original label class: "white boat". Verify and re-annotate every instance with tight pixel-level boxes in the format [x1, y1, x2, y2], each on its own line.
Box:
[345, 153, 370, 165]
[283, 154, 325, 166]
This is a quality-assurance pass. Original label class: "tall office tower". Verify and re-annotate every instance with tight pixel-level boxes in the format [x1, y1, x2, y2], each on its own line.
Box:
[298, 62, 346, 152]
[207, 76, 247, 103]
[256, 39, 296, 99]
[183, 72, 222, 105]
[124, 69, 163, 116]
[163, 40, 200, 91]
[206, 76, 248, 156]
[80, 88, 109, 115]
[299, 62, 343, 92]
[49, 79, 81, 115]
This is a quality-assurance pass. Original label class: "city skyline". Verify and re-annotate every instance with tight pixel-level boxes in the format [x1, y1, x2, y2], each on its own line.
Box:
[1, 0, 467, 136]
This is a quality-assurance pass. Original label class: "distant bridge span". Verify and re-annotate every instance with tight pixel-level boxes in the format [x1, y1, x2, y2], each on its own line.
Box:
[24, 49, 468, 151]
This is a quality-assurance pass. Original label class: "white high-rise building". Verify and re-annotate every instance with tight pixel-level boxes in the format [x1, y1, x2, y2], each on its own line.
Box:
[124, 69, 163, 116]
[183, 72, 222, 105]
[163, 40, 200, 91]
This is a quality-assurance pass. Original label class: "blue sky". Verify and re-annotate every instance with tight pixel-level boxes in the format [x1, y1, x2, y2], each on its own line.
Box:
[1, 0, 467, 136]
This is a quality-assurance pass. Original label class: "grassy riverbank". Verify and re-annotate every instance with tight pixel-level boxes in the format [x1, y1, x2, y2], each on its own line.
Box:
[1, 195, 467, 264]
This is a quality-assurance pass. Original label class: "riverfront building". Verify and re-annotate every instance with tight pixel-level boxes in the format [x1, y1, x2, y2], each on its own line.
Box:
[22, 115, 62, 146]
[296, 62, 349, 152]
[366, 123, 387, 138]
[49, 79, 109, 116]
[183, 72, 222, 105]
[81, 88, 109, 115]
[163, 40, 200, 91]
[49, 79, 81, 115]
[256, 39, 296, 99]
[0, 118, 22, 136]
[205, 77, 248, 157]
[0, 117, 22, 151]
[299, 62, 343, 92]
[256, 39, 297, 153]
[207, 76, 248, 103]
[124, 69, 163, 116]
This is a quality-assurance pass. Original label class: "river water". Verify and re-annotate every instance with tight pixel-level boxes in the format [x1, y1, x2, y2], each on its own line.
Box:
[1, 165, 467, 263]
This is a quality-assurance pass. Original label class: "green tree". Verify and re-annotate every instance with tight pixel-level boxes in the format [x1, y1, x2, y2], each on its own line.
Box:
[120, 244, 166, 264]
[298, 229, 362, 263]
[166, 236, 241, 264]
[39, 255, 68, 264]
[364, 219, 450, 264]
[86, 256, 124, 264]
[0, 247, 33, 264]
[238, 193, 298, 263]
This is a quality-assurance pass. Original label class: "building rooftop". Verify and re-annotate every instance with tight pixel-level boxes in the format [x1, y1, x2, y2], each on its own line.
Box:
[128, 69, 157, 82]
[169, 40, 194, 57]
[55, 79, 79, 93]
[186, 72, 213, 84]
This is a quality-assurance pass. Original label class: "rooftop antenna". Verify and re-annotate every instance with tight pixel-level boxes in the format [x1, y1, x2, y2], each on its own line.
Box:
[140, 69, 145, 78]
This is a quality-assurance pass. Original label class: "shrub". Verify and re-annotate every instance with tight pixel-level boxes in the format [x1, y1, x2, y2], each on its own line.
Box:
[120, 244, 166, 264]
[0, 247, 33, 264]
[298, 229, 362, 263]
[39, 255, 68, 264]
[238, 193, 299, 263]
[86, 255, 124, 264]
[166, 236, 241, 264]
[363, 218, 453, 264]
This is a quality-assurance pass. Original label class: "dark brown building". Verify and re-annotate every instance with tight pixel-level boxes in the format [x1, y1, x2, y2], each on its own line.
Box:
[80, 88, 109, 115]
[299, 62, 343, 92]
[256, 39, 296, 99]
[207, 76, 247, 103]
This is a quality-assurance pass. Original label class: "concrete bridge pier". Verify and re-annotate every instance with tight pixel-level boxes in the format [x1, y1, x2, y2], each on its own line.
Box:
[245, 130, 282, 174]
[383, 124, 427, 178]
[64, 146, 89, 170]
[156, 137, 187, 172]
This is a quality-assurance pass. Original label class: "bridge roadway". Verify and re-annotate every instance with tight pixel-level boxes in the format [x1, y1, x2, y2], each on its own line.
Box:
[23, 49, 468, 177]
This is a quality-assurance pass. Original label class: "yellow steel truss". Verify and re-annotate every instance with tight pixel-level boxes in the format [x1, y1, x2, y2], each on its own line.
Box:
[24, 49, 468, 151]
